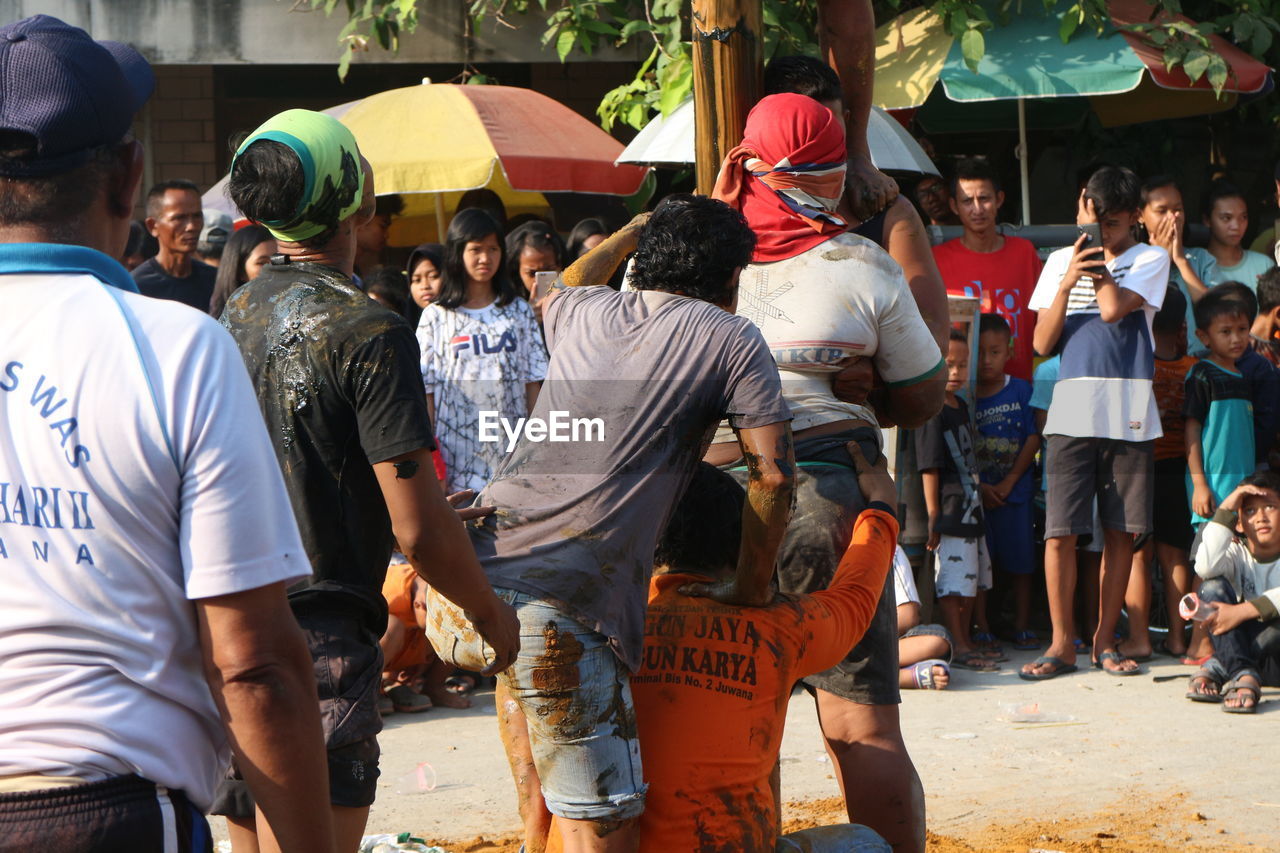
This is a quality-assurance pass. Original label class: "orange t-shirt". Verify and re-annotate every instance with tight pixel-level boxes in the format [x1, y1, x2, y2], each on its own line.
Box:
[381, 562, 429, 673]
[543, 508, 896, 853]
[1153, 354, 1198, 460]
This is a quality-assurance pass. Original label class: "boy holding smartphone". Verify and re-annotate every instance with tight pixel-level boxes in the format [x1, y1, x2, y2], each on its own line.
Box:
[1022, 166, 1170, 680]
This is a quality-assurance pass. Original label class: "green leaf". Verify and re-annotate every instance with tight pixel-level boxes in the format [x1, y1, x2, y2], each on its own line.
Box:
[1251, 26, 1272, 56]
[623, 101, 647, 130]
[657, 61, 691, 115]
[960, 28, 985, 71]
[1233, 13, 1256, 43]
[1182, 49, 1210, 82]
[337, 46, 353, 81]
[1059, 7, 1079, 42]
[1207, 56, 1229, 95]
[580, 19, 619, 36]
[618, 19, 653, 40]
[556, 27, 575, 61]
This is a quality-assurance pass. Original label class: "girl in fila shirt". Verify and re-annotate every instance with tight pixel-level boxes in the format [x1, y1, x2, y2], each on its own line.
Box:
[417, 209, 548, 493]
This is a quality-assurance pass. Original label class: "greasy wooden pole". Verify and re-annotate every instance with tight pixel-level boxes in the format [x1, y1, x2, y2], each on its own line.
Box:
[691, 0, 763, 195]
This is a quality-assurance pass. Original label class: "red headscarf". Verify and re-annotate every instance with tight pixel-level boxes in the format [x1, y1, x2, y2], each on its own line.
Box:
[712, 93, 848, 263]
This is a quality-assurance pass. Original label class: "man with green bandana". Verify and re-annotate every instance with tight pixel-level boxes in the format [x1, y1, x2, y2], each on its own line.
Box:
[214, 109, 520, 852]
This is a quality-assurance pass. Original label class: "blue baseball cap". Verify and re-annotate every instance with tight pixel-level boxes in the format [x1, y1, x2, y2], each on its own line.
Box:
[0, 15, 154, 177]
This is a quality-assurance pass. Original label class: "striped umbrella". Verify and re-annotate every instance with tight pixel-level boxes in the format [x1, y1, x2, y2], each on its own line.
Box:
[205, 83, 650, 245]
[874, 0, 1272, 220]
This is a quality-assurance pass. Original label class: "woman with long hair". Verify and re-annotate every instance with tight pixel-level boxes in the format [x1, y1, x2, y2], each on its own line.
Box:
[1202, 179, 1275, 291]
[208, 224, 275, 317]
[416, 208, 548, 493]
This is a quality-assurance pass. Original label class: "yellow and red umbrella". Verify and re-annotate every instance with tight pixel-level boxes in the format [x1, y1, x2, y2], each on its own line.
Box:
[206, 83, 650, 245]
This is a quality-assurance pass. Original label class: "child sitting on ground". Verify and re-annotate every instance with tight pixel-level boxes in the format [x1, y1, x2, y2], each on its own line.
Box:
[1186, 286, 1257, 526]
[973, 313, 1041, 651]
[1186, 473, 1280, 713]
[380, 557, 473, 714]
[893, 546, 952, 690]
[915, 329, 997, 672]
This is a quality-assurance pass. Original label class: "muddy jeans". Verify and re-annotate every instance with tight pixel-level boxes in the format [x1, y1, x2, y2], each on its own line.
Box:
[1198, 577, 1280, 686]
[424, 586, 646, 821]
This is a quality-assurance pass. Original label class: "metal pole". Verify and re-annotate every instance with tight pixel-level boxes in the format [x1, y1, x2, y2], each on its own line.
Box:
[690, 0, 763, 195]
[1017, 99, 1031, 225]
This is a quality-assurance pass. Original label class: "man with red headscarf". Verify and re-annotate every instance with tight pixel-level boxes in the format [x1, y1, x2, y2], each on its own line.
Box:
[706, 92, 944, 852]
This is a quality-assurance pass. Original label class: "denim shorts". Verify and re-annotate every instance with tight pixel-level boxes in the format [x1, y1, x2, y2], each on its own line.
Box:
[423, 586, 646, 821]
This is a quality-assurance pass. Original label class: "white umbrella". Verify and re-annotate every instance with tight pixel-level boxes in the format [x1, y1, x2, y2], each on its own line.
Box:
[617, 98, 938, 176]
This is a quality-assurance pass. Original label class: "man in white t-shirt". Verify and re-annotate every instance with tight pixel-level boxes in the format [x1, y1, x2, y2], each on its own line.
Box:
[0, 16, 336, 852]
[1022, 166, 1169, 681]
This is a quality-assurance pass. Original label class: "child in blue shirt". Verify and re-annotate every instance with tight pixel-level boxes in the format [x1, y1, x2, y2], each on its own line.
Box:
[1186, 285, 1257, 525]
[974, 314, 1042, 650]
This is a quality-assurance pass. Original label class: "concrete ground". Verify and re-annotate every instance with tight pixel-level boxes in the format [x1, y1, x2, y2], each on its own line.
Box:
[214, 648, 1280, 850]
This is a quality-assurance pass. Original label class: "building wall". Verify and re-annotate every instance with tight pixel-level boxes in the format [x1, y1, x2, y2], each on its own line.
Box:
[144, 66, 219, 190]
[6, 0, 646, 65]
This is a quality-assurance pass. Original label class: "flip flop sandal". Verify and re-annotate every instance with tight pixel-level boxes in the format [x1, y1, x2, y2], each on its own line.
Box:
[386, 684, 433, 713]
[1013, 630, 1041, 651]
[1185, 669, 1223, 703]
[972, 631, 1004, 652]
[1093, 650, 1143, 676]
[1222, 673, 1262, 714]
[1181, 653, 1212, 667]
[907, 659, 950, 690]
[952, 651, 1000, 672]
[1018, 655, 1078, 681]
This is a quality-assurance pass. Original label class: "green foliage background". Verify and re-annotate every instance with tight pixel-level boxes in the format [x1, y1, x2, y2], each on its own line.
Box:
[302, 0, 1280, 132]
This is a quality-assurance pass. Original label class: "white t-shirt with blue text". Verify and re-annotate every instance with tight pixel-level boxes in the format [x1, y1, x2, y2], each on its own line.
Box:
[1028, 242, 1169, 441]
[0, 245, 308, 808]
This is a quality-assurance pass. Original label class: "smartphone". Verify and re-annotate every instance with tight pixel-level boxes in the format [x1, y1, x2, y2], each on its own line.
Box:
[1077, 223, 1102, 247]
[532, 270, 558, 300]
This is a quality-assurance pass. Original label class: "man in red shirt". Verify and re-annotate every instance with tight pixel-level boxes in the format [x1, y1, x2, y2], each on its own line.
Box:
[932, 159, 1043, 380]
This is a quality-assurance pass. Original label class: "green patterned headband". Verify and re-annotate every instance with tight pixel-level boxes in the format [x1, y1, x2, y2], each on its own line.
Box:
[233, 109, 365, 242]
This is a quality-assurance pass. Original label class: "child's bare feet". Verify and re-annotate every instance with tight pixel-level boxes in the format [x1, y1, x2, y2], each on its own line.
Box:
[1117, 636, 1153, 661]
[1185, 667, 1222, 702]
[1222, 672, 1260, 713]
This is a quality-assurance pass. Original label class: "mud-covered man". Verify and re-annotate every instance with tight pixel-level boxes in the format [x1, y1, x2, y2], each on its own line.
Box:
[425, 195, 796, 853]
[217, 109, 519, 852]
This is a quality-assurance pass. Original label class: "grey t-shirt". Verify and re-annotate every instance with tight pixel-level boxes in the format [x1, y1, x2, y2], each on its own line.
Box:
[471, 286, 791, 671]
